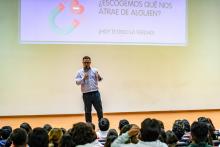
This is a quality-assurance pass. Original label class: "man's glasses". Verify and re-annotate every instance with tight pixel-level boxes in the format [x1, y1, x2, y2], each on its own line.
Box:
[83, 62, 91, 64]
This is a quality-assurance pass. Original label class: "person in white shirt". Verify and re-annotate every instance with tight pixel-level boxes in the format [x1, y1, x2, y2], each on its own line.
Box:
[75, 56, 103, 122]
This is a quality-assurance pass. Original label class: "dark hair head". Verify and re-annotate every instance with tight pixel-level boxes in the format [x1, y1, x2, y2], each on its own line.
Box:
[83, 56, 91, 61]
[71, 122, 96, 146]
[118, 119, 129, 130]
[120, 124, 132, 135]
[11, 128, 27, 146]
[59, 133, 74, 147]
[99, 118, 110, 131]
[60, 128, 66, 135]
[28, 127, 48, 147]
[43, 124, 52, 133]
[20, 122, 32, 134]
[48, 128, 63, 143]
[182, 119, 190, 132]
[166, 130, 178, 145]
[191, 121, 209, 143]
[172, 123, 185, 140]
[198, 117, 209, 123]
[104, 129, 118, 147]
[1, 126, 12, 139]
[140, 118, 161, 141]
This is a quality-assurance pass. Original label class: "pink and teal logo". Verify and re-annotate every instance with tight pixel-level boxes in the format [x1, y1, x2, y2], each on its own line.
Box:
[49, 0, 84, 35]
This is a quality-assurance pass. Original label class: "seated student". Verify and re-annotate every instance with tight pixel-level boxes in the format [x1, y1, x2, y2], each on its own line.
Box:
[188, 121, 212, 147]
[120, 124, 139, 144]
[28, 127, 49, 147]
[104, 129, 118, 147]
[112, 118, 168, 147]
[10, 128, 27, 147]
[20, 122, 32, 135]
[118, 119, 129, 131]
[59, 133, 74, 147]
[71, 122, 103, 147]
[96, 118, 110, 145]
[172, 120, 189, 146]
[48, 128, 63, 147]
[0, 126, 12, 147]
[165, 130, 178, 147]
[198, 117, 216, 145]
[43, 124, 52, 133]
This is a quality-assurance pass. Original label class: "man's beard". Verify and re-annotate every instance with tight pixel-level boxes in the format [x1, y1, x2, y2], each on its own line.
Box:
[84, 66, 90, 72]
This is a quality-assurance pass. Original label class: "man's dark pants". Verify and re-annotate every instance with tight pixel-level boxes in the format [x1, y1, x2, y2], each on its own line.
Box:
[82, 91, 103, 122]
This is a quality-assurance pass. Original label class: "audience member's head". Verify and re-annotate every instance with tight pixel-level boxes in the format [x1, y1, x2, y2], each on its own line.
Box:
[172, 122, 185, 140]
[99, 118, 110, 131]
[104, 129, 118, 147]
[43, 124, 52, 133]
[119, 124, 138, 144]
[48, 128, 63, 147]
[166, 130, 178, 147]
[182, 119, 190, 133]
[191, 121, 209, 144]
[197, 117, 216, 141]
[198, 117, 209, 123]
[140, 118, 161, 141]
[119, 124, 132, 135]
[118, 119, 129, 131]
[59, 133, 74, 147]
[20, 122, 32, 134]
[71, 122, 96, 146]
[10, 128, 27, 147]
[28, 127, 48, 147]
[60, 128, 66, 135]
[1, 126, 12, 140]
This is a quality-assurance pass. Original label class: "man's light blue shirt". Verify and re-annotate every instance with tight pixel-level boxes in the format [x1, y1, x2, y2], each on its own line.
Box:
[75, 67, 100, 93]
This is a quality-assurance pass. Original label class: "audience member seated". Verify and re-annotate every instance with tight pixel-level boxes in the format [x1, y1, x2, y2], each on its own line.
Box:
[118, 119, 129, 131]
[20, 122, 32, 135]
[71, 122, 102, 147]
[0, 126, 12, 147]
[59, 133, 74, 147]
[96, 118, 110, 145]
[165, 130, 178, 147]
[43, 124, 52, 133]
[104, 129, 118, 147]
[48, 128, 63, 147]
[198, 117, 217, 145]
[188, 121, 212, 147]
[10, 128, 27, 147]
[28, 127, 48, 147]
[112, 118, 168, 147]
[120, 124, 138, 144]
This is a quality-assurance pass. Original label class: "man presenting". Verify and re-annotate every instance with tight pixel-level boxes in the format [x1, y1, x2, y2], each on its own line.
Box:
[75, 56, 103, 122]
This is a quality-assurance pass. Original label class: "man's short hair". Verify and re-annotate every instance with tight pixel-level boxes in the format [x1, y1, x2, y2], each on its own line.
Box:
[191, 121, 209, 144]
[140, 118, 161, 141]
[11, 128, 27, 146]
[83, 56, 91, 60]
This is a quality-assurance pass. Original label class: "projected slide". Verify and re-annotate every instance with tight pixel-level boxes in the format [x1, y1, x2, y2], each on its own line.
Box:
[20, 0, 187, 45]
